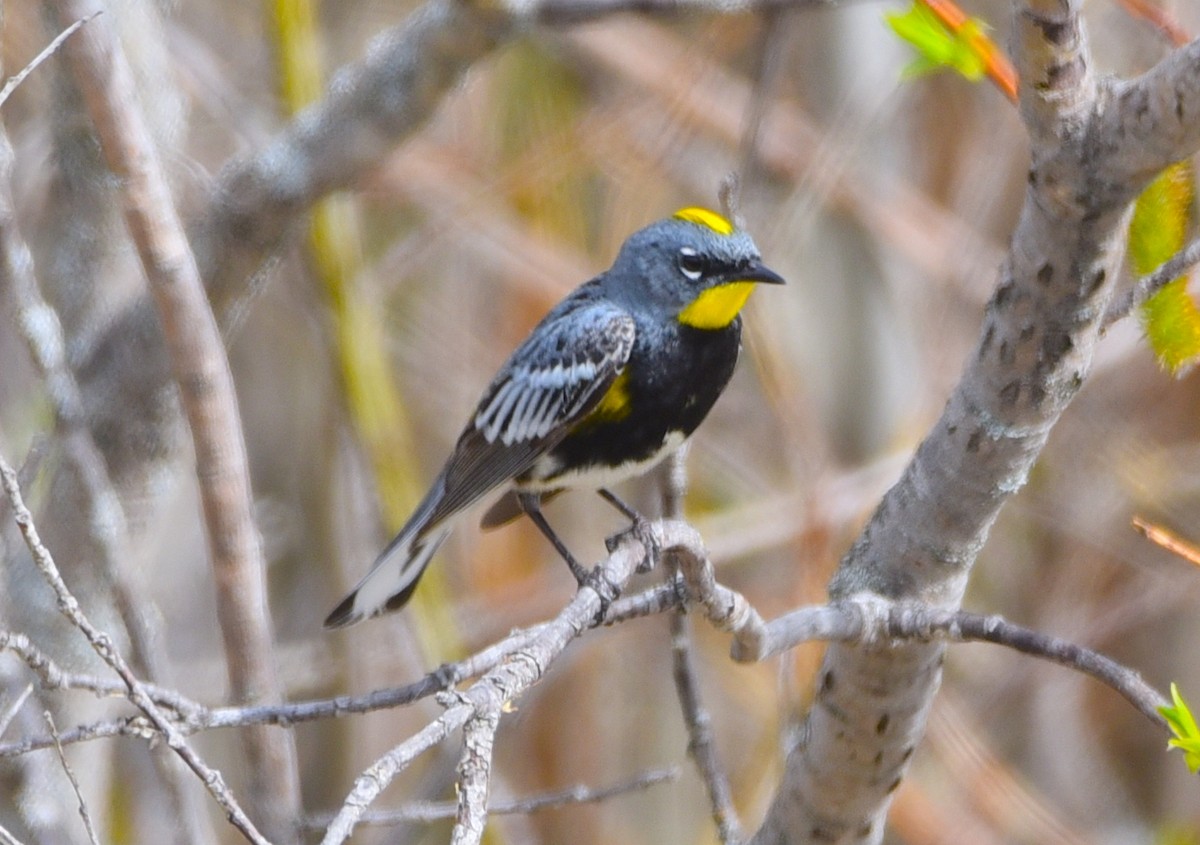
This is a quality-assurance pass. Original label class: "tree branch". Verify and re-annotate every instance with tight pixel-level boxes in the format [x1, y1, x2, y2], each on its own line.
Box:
[751, 2, 1200, 838]
[45, 1, 302, 837]
[752, 598, 1168, 729]
[303, 768, 677, 827]
[1103, 234, 1200, 328]
[321, 527, 649, 844]
[0, 454, 269, 845]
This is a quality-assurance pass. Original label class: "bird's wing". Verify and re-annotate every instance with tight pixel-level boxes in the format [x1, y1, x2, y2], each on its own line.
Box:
[430, 300, 636, 521]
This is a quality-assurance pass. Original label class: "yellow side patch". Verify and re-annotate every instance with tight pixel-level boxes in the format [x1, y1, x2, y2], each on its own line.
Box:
[673, 207, 735, 236]
[678, 282, 756, 329]
[577, 370, 632, 427]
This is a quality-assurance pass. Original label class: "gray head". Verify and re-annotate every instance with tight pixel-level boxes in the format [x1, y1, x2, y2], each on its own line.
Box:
[604, 208, 785, 327]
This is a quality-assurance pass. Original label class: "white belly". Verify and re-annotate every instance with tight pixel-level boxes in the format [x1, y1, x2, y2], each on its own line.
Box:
[518, 430, 687, 493]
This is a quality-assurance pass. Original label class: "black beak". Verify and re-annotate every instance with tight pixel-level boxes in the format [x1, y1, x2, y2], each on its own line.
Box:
[732, 260, 786, 286]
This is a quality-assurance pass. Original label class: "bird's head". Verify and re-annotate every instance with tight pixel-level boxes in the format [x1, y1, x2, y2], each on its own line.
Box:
[608, 207, 785, 329]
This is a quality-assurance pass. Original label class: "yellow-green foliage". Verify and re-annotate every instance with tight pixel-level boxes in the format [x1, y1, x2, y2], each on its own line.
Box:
[885, 2, 988, 81]
[1130, 161, 1200, 374]
[1160, 683, 1200, 775]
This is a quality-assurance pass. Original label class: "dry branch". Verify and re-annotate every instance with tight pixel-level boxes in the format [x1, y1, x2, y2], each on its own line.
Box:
[0, 454, 269, 845]
[44, 0, 302, 839]
[303, 768, 677, 827]
[321, 526, 649, 844]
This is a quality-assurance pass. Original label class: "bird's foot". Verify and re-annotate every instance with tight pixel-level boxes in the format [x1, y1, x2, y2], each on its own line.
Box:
[605, 512, 660, 574]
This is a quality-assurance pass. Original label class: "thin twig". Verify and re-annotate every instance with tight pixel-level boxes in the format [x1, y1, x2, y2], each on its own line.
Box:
[321, 525, 649, 845]
[304, 767, 677, 827]
[0, 683, 32, 738]
[659, 450, 742, 844]
[0, 455, 270, 845]
[0, 631, 203, 719]
[1103, 235, 1200, 329]
[670, 612, 742, 845]
[756, 598, 1169, 728]
[44, 712, 100, 845]
[0, 822, 25, 845]
[0, 13, 100, 109]
[0, 615, 546, 759]
[1116, 0, 1190, 46]
[0, 87, 208, 835]
[1132, 515, 1200, 568]
[661, 526, 769, 658]
[47, 1, 301, 836]
[0, 77, 173, 694]
[605, 581, 683, 623]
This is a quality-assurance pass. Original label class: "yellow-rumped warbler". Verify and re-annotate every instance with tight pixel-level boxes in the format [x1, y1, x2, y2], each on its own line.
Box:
[325, 207, 784, 628]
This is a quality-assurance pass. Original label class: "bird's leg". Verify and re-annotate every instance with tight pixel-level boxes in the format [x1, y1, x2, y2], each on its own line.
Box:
[597, 488, 660, 573]
[518, 492, 619, 623]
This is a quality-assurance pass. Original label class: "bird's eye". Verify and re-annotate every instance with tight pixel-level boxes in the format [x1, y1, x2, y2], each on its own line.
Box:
[678, 247, 705, 281]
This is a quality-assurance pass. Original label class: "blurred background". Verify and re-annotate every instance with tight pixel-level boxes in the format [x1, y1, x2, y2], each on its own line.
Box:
[2, 0, 1200, 842]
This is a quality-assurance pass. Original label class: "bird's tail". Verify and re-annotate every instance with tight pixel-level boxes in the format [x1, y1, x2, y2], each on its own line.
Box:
[323, 483, 453, 629]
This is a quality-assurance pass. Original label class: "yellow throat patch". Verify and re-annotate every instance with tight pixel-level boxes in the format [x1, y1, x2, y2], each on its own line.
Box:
[678, 282, 757, 330]
[673, 207, 735, 236]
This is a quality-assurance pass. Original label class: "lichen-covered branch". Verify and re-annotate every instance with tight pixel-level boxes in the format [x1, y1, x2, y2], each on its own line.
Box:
[752, 3, 1200, 842]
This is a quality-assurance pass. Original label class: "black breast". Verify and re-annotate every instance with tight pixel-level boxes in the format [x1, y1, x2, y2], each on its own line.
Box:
[541, 317, 743, 478]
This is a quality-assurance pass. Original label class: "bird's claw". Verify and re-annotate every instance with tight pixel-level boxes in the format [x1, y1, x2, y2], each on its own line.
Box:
[606, 515, 660, 573]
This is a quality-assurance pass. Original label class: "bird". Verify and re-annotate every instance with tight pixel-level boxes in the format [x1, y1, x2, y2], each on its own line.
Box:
[324, 207, 785, 629]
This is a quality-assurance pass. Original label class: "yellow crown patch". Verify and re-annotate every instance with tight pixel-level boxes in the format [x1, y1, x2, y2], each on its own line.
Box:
[673, 207, 735, 236]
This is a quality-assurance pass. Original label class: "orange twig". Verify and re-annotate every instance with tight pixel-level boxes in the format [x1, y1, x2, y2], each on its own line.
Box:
[1132, 516, 1200, 568]
[1117, 0, 1190, 47]
[920, 0, 1019, 103]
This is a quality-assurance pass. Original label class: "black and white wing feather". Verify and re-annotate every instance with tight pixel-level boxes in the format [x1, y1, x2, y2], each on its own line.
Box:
[323, 295, 635, 628]
[432, 298, 636, 519]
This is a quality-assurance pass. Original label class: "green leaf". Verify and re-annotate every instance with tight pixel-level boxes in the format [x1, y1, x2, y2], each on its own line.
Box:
[885, 2, 987, 82]
[1160, 683, 1200, 774]
[1130, 162, 1193, 277]
[1142, 278, 1200, 374]
[1131, 162, 1200, 374]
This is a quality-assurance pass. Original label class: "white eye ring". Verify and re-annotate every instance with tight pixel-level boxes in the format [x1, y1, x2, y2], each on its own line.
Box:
[678, 246, 704, 281]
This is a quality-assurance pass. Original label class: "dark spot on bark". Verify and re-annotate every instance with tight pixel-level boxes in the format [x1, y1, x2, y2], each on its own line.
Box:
[1033, 18, 1071, 44]
[966, 429, 983, 453]
[947, 423, 958, 436]
[858, 823, 874, 838]
[1037, 262, 1054, 285]
[1028, 168, 1038, 186]
[1046, 56, 1085, 89]
[1041, 331, 1073, 362]
[998, 340, 1012, 364]
[1029, 383, 1046, 408]
[1071, 370, 1084, 390]
[887, 776, 903, 794]
[1177, 91, 1185, 122]
[822, 670, 835, 693]
[811, 826, 837, 842]
[993, 281, 1015, 309]
[1082, 206, 1102, 225]
[1087, 268, 1107, 294]
[873, 751, 884, 766]
[1019, 325, 1035, 343]
[979, 323, 994, 356]
[876, 713, 890, 735]
[901, 746, 915, 763]
[1000, 381, 1021, 406]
